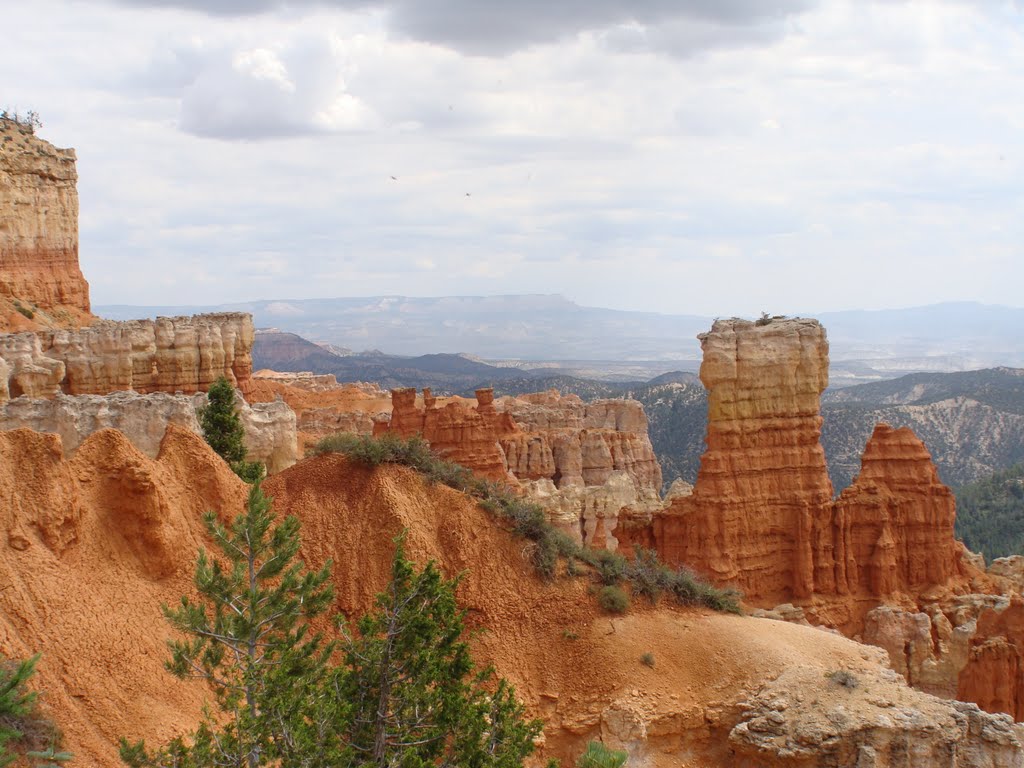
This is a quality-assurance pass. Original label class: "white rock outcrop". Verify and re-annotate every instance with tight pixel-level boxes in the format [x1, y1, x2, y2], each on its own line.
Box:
[0, 389, 297, 473]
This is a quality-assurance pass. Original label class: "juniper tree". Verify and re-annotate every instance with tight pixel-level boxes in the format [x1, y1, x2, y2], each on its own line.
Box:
[120, 484, 335, 768]
[199, 376, 246, 465]
[337, 535, 541, 768]
[199, 376, 264, 483]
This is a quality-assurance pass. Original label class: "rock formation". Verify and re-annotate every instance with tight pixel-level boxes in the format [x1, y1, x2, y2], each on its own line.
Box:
[0, 118, 90, 329]
[4, 425, 1024, 766]
[375, 387, 517, 481]
[371, 386, 663, 544]
[619, 317, 975, 612]
[830, 423, 964, 600]
[620, 318, 838, 602]
[0, 313, 254, 400]
[498, 390, 663, 493]
[249, 372, 390, 453]
[729, 663, 1024, 767]
[0, 389, 297, 473]
[862, 591, 1024, 723]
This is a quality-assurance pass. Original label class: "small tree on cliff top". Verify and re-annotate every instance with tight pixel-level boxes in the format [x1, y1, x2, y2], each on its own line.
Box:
[199, 376, 246, 465]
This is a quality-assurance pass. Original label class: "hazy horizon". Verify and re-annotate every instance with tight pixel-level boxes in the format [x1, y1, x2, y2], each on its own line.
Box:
[5, 1, 1023, 315]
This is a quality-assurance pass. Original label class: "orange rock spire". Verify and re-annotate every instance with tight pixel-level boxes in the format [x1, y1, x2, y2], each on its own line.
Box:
[622, 316, 972, 609]
[0, 118, 91, 328]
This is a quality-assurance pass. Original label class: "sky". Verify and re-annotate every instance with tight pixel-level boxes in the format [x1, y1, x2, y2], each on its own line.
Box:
[2, 0, 1023, 316]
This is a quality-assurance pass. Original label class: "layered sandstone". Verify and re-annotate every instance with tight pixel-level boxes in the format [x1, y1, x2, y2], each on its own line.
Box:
[621, 318, 975, 612]
[371, 387, 663, 544]
[626, 318, 836, 602]
[249, 372, 390, 453]
[0, 118, 90, 328]
[0, 390, 297, 473]
[831, 423, 964, 598]
[376, 387, 517, 481]
[0, 313, 254, 400]
[498, 390, 662, 493]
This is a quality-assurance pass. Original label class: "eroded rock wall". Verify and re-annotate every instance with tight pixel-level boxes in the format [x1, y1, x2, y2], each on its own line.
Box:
[372, 386, 663, 544]
[375, 387, 517, 482]
[0, 119, 90, 328]
[831, 423, 965, 598]
[0, 313, 254, 400]
[628, 318, 836, 602]
[0, 389, 297, 473]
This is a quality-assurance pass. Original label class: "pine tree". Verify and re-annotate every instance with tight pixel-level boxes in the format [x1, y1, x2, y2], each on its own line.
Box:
[120, 484, 335, 768]
[1, 654, 40, 766]
[338, 535, 542, 768]
[199, 376, 265, 483]
[0, 654, 70, 767]
[199, 376, 247, 465]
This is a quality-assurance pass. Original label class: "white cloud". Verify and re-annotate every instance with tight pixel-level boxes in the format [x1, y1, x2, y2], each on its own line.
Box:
[0, 0, 1021, 317]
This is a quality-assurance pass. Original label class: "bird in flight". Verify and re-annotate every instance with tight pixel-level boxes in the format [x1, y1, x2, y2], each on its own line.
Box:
[390, 175, 398, 181]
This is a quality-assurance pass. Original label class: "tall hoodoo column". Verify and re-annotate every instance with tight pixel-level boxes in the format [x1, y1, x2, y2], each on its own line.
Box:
[0, 118, 91, 324]
[631, 315, 974, 611]
[655, 318, 834, 602]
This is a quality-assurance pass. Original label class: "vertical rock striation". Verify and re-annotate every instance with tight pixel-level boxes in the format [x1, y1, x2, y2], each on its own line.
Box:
[371, 387, 663, 545]
[0, 389, 297, 473]
[832, 423, 963, 597]
[622, 317, 973, 609]
[0, 118, 90, 326]
[0, 313, 255, 400]
[376, 387, 517, 482]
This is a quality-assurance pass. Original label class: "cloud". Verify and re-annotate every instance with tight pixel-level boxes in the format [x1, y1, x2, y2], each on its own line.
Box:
[165, 36, 376, 138]
[105, 0, 816, 55]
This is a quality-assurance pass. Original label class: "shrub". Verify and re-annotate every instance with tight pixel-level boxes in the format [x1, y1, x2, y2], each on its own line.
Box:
[0, 654, 69, 766]
[597, 586, 629, 614]
[315, 433, 742, 612]
[0, 109, 42, 133]
[230, 460, 266, 485]
[826, 669, 859, 689]
[640, 652, 655, 668]
[576, 740, 628, 768]
[12, 302, 34, 320]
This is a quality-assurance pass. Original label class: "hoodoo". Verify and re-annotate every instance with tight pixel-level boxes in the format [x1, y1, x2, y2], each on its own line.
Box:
[0, 118, 90, 328]
[620, 317, 973, 612]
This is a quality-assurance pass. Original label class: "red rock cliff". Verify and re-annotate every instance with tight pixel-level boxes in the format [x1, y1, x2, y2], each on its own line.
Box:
[831, 423, 963, 597]
[374, 387, 517, 482]
[0, 118, 90, 329]
[624, 317, 972, 610]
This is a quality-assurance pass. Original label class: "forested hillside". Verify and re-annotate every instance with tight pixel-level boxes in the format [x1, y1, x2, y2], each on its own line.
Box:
[955, 463, 1024, 560]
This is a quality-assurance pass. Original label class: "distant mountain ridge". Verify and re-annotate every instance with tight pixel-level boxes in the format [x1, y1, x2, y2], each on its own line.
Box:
[496, 367, 1024, 495]
[253, 330, 539, 391]
[97, 296, 1024, 382]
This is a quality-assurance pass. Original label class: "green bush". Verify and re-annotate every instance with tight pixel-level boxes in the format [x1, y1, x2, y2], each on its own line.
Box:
[13, 301, 34, 320]
[0, 654, 69, 766]
[640, 652, 655, 668]
[597, 586, 629, 614]
[314, 433, 741, 612]
[576, 740, 628, 768]
[826, 669, 859, 689]
[230, 460, 266, 485]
